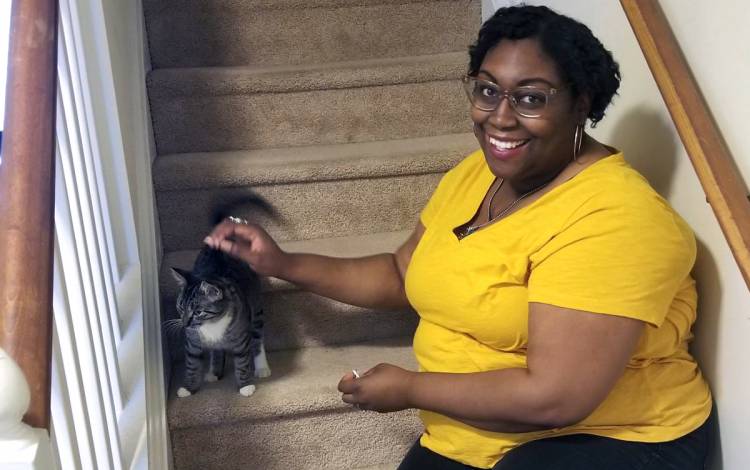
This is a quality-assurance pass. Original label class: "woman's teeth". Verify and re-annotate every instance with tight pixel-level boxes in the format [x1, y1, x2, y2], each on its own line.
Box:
[488, 137, 527, 150]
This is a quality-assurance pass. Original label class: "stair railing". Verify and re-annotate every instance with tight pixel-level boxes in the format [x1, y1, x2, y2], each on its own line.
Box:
[0, 0, 59, 460]
[621, 0, 750, 290]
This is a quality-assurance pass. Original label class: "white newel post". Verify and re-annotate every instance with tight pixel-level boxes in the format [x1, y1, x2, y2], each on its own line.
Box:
[0, 348, 54, 469]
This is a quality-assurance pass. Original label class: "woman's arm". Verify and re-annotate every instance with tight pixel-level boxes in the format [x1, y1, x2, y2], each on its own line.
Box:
[205, 219, 425, 310]
[340, 302, 644, 431]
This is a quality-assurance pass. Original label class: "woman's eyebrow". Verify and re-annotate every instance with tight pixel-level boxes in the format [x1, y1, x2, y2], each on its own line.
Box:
[517, 77, 557, 88]
[477, 70, 557, 88]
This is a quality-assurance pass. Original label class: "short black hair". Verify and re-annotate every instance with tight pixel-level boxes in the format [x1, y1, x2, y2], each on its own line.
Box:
[468, 4, 620, 126]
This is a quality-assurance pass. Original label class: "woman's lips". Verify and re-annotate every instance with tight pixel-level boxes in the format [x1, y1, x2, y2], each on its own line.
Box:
[486, 135, 530, 160]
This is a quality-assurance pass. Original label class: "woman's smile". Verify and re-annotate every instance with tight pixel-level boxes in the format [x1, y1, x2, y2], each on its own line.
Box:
[485, 134, 531, 161]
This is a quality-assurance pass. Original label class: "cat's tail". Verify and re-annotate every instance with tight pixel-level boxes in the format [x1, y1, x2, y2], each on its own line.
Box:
[210, 194, 278, 226]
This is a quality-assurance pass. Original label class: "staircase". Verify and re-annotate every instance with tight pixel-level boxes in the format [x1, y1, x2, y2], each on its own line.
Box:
[144, 1, 481, 468]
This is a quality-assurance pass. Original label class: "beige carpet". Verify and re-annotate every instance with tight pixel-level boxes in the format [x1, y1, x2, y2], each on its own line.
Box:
[144, 0, 481, 468]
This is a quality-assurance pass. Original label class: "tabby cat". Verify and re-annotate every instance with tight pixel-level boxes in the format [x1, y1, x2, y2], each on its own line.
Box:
[168, 246, 270, 397]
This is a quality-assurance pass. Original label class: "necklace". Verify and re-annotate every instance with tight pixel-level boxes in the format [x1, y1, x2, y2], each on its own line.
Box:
[458, 178, 550, 239]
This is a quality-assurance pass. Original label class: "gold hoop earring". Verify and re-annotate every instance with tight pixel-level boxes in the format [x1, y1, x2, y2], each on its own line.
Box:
[573, 124, 584, 162]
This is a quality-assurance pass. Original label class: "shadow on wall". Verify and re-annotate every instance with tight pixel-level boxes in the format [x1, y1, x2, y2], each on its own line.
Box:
[608, 107, 723, 469]
[692, 237, 724, 470]
[607, 107, 678, 199]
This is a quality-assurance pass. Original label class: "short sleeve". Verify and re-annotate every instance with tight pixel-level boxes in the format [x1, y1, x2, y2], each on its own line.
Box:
[420, 173, 450, 228]
[527, 194, 696, 327]
[420, 150, 483, 228]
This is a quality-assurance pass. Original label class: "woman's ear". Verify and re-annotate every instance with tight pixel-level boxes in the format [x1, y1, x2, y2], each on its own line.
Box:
[574, 93, 592, 124]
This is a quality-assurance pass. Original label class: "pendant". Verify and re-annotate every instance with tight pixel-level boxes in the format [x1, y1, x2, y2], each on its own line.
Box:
[456, 225, 477, 240]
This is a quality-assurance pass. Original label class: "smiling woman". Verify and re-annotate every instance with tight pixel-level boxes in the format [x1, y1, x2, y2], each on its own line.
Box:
[202, 4, 714, 470]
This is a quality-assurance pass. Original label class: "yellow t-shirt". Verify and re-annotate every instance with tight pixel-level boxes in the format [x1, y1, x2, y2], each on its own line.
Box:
[404, 150, 712, 469]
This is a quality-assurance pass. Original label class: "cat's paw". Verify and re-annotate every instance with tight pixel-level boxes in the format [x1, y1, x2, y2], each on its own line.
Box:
[177, 387, 192, 398]
[239, 384, 256, 397]
[254, 367, 271, 378]
[204, 372, 219, 383]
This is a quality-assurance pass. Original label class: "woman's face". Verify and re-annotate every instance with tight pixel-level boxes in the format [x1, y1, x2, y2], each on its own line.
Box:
[471, 38, 587, 186]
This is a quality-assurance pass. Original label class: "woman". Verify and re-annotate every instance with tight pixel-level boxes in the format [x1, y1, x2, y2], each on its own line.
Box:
[204, 5, 713, 469]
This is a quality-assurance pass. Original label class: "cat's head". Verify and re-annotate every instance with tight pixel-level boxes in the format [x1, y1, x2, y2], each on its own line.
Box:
[171, 268, 230, 328]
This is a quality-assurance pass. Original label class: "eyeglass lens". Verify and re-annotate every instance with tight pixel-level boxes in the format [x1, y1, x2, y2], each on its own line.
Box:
[464, 77, 551, 117]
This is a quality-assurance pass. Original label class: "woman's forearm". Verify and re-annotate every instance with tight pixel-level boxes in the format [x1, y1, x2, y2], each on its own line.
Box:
[279, 252, 411, 310]
[406, 368, 574, 432]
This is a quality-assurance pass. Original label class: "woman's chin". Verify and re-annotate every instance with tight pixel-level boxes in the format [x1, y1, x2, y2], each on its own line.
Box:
[482, 144, 528, 177]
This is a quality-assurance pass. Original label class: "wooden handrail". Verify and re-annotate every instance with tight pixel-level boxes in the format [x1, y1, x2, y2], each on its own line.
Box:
[0, 0, 59, 429]
[621, 0, 750, 290]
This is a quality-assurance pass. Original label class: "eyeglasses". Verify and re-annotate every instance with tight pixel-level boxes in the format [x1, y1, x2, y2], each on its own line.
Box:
[462, 75, 565, 118]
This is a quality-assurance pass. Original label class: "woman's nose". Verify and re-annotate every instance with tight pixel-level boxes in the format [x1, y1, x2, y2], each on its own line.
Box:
[489, 96, 518, 128]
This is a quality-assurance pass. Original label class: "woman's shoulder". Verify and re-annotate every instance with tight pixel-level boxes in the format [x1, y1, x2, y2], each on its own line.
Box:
[430, 148, 489, 195]
[562, 153, 674, 212]
[551, 152, 695, 248]
[446, 148, 487, 178]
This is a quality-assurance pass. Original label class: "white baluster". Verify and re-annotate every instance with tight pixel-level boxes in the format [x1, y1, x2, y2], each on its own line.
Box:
[0, 347, 55, 470]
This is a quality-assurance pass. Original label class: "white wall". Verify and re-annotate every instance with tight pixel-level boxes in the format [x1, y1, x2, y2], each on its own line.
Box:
[488, 1, 749, 468]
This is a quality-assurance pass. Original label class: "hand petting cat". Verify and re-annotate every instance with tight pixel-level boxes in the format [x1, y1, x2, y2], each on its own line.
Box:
[338, 364, 415, 413]
[204, 218, 289, 277]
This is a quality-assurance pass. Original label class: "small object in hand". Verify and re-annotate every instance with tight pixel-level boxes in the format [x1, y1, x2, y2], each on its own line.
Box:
[350, 370, 362, 409]
[228, 216, 249, 225]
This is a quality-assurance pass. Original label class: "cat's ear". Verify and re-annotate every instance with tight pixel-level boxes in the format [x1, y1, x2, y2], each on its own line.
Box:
[199, 281, 223, 302]
[170, 267, 192, 289]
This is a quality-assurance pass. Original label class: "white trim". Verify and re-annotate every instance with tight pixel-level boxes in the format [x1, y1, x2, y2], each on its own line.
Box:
[129, 1, 171, 468]
[46, 0, 168, 468]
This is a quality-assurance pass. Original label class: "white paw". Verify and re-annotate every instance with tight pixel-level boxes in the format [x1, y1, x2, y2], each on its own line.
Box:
[177, 387, 192, 398]
[204, 372, 219, 382]
[254, 367, 271, 378]
[239, 384, 256, 397]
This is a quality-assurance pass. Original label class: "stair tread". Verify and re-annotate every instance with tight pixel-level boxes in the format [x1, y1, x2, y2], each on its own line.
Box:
[145, 2, 479, 69]
[147, 51, 467, 98]
[146, 0, 465, 12]
[162, 229, 414, 296]
[167, 336, 418, 429]
[154, 132, 476, 191]
[355, 464, 401, 470]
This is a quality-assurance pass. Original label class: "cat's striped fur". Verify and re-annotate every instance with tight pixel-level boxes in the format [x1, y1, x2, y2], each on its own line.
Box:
[170, 246, 269, 397]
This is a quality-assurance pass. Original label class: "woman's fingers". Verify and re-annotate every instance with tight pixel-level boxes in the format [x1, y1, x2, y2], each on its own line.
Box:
[205, 219, 261, 250]
[338, 373, 358, 393]
[203, 218, 285, 276]
[204, 219, 238, 248]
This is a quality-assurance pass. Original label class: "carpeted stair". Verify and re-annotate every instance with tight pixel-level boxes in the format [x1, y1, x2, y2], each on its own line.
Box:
[144, 1, 481, 468]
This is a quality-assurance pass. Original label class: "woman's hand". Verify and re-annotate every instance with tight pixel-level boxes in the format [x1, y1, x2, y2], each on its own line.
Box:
[204, 218, 289, 277]
[338, 363, 415, 413]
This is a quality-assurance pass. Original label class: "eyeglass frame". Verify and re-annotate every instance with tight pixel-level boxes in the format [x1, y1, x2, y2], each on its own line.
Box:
[461, 75, 567, 119]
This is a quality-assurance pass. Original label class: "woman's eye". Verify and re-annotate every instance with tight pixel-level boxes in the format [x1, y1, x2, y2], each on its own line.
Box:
[478, 85, 497, 97]
[516, 91, 545, 106]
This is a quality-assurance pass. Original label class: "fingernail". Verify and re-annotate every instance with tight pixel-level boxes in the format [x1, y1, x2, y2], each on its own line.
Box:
[203, 236, 213, 246]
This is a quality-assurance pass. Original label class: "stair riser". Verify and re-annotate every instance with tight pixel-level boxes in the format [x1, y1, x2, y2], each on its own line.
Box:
[145, 0, 480, 68]
[150, 79, 470, 154]
[170, 409, 420, 470]
[163, 290, 418, 354]
[156, 172, 444, 252]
